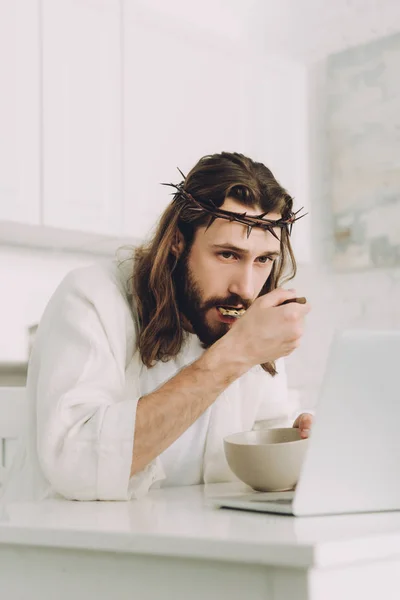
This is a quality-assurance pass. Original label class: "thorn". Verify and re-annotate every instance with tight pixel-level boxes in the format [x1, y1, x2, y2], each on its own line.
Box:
[293, 212, 307, 221]
[205, 215, 217, 232]
[269, 227, 280, 240]
[247, 225, 252, 238]
[177, 167, 186, 180]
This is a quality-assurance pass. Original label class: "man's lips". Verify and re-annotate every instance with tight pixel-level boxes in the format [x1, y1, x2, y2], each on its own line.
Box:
[217, 305, 244, 309]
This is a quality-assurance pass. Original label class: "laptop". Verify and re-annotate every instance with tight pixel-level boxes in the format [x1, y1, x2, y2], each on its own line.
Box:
[212, 330, 400, 516]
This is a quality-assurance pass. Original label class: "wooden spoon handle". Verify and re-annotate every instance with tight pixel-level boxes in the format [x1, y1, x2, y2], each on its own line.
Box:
[280, 296, 307, 305]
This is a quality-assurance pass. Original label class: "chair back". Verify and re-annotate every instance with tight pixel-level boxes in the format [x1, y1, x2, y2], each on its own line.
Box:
[0, 387, 26, 471]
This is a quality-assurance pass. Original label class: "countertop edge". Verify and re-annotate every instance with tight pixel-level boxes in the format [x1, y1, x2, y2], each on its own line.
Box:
[0, 526, 316, 568]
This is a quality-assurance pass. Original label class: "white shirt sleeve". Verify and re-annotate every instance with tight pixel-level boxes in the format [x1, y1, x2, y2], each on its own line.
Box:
[32, 266, 164, 501]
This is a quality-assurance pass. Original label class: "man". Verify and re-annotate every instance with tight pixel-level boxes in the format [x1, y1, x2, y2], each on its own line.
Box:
[2, 152, 311, 502]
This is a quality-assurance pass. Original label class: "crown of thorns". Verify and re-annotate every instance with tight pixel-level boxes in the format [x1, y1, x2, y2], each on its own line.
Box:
[162, 171, 306, 240]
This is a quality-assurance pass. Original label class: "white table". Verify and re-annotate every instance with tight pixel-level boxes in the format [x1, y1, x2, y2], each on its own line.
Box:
[1, 482, 400, 600]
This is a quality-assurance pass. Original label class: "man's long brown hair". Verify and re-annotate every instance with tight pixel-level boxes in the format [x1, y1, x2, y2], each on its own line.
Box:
[132, 152, 297, 376]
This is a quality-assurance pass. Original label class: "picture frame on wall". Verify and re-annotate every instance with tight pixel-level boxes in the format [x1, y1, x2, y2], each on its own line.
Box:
[326, 31, 400, 270]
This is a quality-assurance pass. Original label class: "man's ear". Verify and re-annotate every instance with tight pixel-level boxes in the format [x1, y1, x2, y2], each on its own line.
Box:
[171, 229, 185, 258]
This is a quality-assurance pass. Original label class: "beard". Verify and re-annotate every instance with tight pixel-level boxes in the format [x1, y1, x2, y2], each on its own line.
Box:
[173, 248, 251, 348]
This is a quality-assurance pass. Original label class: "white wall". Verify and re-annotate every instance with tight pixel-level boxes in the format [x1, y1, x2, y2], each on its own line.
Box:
[284, 60, 400, 409]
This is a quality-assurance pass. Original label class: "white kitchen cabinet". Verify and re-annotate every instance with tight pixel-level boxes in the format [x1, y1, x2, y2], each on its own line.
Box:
[41, 0, 123, 236]
[0, 0, 41, 225]
[0, 1, 311, 262]
[122, 4, 256, 241]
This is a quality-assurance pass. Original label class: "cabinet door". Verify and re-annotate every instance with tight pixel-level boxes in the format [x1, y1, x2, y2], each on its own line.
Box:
[122, 7, 255, 241]
[41, 0, 122, 236]
[0, 0, 40, 225]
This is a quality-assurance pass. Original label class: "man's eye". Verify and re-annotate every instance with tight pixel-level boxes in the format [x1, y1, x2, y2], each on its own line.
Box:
[219, 252, 236, 260]
[258, 256, 272, 264]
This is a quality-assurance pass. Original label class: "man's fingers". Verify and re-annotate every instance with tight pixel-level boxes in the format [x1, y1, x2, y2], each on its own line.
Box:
[299, 413, 313, 429]
[260, 288, 298, 308]
[293, 412, 313, 438]
[300, 428, 311, 439]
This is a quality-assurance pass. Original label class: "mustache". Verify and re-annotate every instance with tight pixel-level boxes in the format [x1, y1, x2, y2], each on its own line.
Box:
[202, 294, 252, 312]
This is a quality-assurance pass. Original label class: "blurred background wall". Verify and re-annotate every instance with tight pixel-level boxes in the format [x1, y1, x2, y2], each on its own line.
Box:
[1, 0, 399, 407]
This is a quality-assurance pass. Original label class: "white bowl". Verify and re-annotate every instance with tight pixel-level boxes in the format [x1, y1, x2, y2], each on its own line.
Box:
[224, 428, 308, 492]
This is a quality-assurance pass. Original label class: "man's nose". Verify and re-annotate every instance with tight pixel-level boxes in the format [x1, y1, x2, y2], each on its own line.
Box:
[228, 265, 255, 302]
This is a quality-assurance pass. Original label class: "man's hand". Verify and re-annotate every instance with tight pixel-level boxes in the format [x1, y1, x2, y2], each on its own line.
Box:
[225, 288, 311, 369]
[292, 412, 313, 439]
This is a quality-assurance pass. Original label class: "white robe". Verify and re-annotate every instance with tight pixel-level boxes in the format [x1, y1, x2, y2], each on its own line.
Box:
[1, 258, 299, 502]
